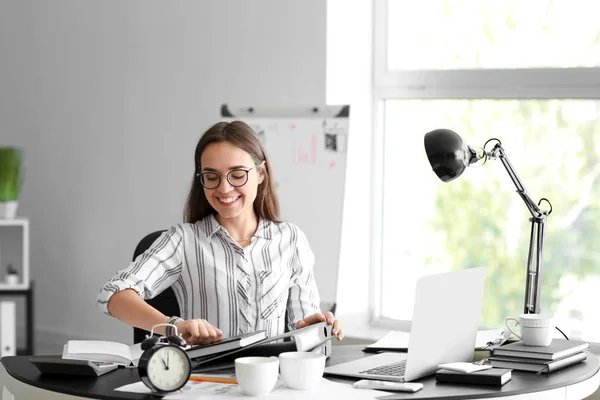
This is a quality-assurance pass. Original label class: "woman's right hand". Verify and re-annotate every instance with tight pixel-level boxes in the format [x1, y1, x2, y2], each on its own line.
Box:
[175, 319, 223, 345]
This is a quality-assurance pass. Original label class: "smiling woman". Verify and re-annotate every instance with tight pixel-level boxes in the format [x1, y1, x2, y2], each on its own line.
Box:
[97, 121, 344, 345]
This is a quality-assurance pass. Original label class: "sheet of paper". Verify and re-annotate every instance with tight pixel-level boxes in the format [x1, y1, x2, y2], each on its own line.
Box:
[365, 329, 504, 350]
[474, 329, 505, 349]
[115, 377, 381, 399]
[365, 331, 410, 349]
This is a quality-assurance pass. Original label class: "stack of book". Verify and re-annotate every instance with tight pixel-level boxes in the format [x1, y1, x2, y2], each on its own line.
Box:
[489, 339, 589, 374]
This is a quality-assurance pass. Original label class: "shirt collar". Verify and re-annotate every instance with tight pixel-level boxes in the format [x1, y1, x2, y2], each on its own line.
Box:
[254, 218, 272, 239]
[201, 213, 272, 240]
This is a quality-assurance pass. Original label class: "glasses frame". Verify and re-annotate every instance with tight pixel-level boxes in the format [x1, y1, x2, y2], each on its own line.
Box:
[196, 167, 254, 189]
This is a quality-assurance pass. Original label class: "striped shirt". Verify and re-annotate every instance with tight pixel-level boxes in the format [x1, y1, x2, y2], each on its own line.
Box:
[97, 214, 321, 337]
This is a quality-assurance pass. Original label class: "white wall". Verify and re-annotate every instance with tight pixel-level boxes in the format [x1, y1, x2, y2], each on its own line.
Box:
[0, 0, 326, 349]
[326, 0, 378, 338]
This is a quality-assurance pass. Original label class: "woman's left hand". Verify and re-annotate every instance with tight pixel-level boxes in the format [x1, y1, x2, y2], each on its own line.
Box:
[296, 311, 344, 341]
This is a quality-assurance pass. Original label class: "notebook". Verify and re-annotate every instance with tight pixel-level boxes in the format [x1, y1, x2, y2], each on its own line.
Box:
[492, 339, 589, 361]
[185, 330, 267, 359]
[489, 352, 588, 373]
[323, 267, 487, 382]
[190, 322, 333, 370]
[436, 368, 512, 386]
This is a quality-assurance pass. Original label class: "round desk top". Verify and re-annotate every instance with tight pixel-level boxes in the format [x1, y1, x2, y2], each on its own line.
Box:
[1, 344, 598, 400]
[326, 346, 600, 400]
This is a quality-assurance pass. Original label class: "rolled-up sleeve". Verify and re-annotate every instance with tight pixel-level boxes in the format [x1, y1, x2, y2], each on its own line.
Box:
[286, 226, 321, 330]
[96, 225, 185, 315]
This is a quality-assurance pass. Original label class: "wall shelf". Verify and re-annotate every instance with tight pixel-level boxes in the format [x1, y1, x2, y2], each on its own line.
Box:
[0, 218, 29, 290]
[0, 218, 33, 356]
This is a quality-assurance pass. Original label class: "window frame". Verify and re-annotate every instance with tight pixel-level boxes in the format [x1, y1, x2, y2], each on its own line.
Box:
[371, 0, 600, 330]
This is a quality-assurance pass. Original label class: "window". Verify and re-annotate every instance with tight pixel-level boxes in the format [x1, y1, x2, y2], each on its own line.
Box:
[374, 0, 600, 341]
[387, 0, 600, 70]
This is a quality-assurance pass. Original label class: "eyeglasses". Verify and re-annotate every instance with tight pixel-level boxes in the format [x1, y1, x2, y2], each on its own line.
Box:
[196, 168, 254, 189]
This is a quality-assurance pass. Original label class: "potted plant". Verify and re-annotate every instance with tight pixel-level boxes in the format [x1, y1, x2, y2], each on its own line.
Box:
[5, 263, 19, 285]
[0, 147, 22, 219]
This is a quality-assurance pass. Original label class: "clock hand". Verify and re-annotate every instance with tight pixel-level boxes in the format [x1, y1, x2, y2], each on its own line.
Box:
[166, 350, 170, 368]
[161, 356, 168, 370]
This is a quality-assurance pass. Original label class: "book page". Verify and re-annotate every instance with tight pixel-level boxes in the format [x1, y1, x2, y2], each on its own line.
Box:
[63, 340, 133, 365]
[128, 343, 144, 365]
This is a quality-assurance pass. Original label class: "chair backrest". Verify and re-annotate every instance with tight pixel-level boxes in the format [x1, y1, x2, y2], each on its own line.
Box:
[132, 230, 180, 344]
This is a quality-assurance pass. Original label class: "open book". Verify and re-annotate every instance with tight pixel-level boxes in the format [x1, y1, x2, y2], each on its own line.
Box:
[62, 340, 144, 367]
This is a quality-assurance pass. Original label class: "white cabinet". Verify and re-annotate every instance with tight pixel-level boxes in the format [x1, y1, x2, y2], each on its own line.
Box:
[0, 219, 29, 290]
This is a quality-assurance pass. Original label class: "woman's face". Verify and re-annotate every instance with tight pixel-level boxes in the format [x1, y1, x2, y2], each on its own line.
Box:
[200, 141, 264, 221]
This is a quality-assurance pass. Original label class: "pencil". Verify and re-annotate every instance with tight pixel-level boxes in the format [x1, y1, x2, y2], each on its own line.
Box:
[189, 376, 238, 384]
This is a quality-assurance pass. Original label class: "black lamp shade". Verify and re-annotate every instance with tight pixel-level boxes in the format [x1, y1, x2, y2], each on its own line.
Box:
[424, 129, 471, 182]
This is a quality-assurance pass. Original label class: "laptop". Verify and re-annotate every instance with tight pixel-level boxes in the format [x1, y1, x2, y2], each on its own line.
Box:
[324, 267, 486, 382]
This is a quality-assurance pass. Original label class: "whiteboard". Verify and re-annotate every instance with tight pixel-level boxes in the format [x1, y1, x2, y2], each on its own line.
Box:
[221, 104, 350, 306]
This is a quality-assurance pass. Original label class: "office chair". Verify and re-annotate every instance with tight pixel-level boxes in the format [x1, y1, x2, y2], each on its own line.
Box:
[132, 230, 180, 344]
[131, 229, 337, 343]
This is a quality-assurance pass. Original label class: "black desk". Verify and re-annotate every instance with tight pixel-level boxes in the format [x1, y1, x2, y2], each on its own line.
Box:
[1, 345, 598, 399]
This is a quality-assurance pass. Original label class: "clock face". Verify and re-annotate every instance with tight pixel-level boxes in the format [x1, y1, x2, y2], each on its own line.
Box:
[146, 346, 191, 392]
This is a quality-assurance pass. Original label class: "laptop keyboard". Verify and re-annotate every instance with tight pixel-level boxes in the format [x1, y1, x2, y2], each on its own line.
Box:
[360, 360, 407, 377]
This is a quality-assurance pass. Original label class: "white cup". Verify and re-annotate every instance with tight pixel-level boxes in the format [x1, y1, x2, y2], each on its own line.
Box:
[505, 313, 554, 347]
[279, 351, 326, 390]
[235, 356, 279, 396]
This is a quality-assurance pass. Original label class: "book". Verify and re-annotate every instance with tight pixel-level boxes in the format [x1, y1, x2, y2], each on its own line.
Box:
[489, 351, 587, 373]
[493, 339, 589, 361]
[62, 340, 144, 367]
[30, 356, 119, 377]
[185, 330, 267, 360]
[435, 368, 512, 386]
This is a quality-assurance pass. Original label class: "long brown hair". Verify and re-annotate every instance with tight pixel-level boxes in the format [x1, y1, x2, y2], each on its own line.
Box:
[184, 121, 280, 224]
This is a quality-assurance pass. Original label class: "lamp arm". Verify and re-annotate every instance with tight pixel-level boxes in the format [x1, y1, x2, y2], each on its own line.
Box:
[491, 144, 545, 219]
[489, 143, 548, 314]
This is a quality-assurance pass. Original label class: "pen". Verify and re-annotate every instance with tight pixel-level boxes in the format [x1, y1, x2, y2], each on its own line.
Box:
[189, 376, 238, 384]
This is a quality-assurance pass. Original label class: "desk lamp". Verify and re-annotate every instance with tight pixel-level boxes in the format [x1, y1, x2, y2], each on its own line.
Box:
[424, 128, 552, 314]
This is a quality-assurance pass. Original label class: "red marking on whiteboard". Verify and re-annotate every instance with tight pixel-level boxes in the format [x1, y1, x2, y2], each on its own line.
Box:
[294, 134, 318, 164]
[290, 124, 296, 129]
[311, 134, 317, 163]
[329, 162, 336, 168]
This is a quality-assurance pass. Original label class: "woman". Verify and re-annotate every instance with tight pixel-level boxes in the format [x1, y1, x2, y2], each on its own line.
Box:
[97, 121, 343, 345]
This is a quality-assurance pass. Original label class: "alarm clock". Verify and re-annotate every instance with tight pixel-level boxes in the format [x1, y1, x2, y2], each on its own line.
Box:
[137, 323, 191, 394]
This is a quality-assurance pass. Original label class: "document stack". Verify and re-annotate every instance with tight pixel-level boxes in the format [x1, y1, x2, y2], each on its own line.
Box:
[489, 339, 589, 374]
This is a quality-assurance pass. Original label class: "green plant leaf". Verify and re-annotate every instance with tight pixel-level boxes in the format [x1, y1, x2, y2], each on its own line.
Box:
[0, 147, 22, 201]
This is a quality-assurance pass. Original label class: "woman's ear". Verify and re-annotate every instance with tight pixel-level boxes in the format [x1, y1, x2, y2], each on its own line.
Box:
[258, 161, 266, 184]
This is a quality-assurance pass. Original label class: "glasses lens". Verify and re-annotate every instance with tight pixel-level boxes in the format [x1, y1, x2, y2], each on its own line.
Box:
[227, 170, 249, 187]
[200, 172, 220, 189]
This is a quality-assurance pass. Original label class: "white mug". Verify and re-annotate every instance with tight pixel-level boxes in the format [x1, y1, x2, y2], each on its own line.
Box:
[235, 356, 279, 396]
[505, 313, 554, 347]
[279, 351, 326, 390]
